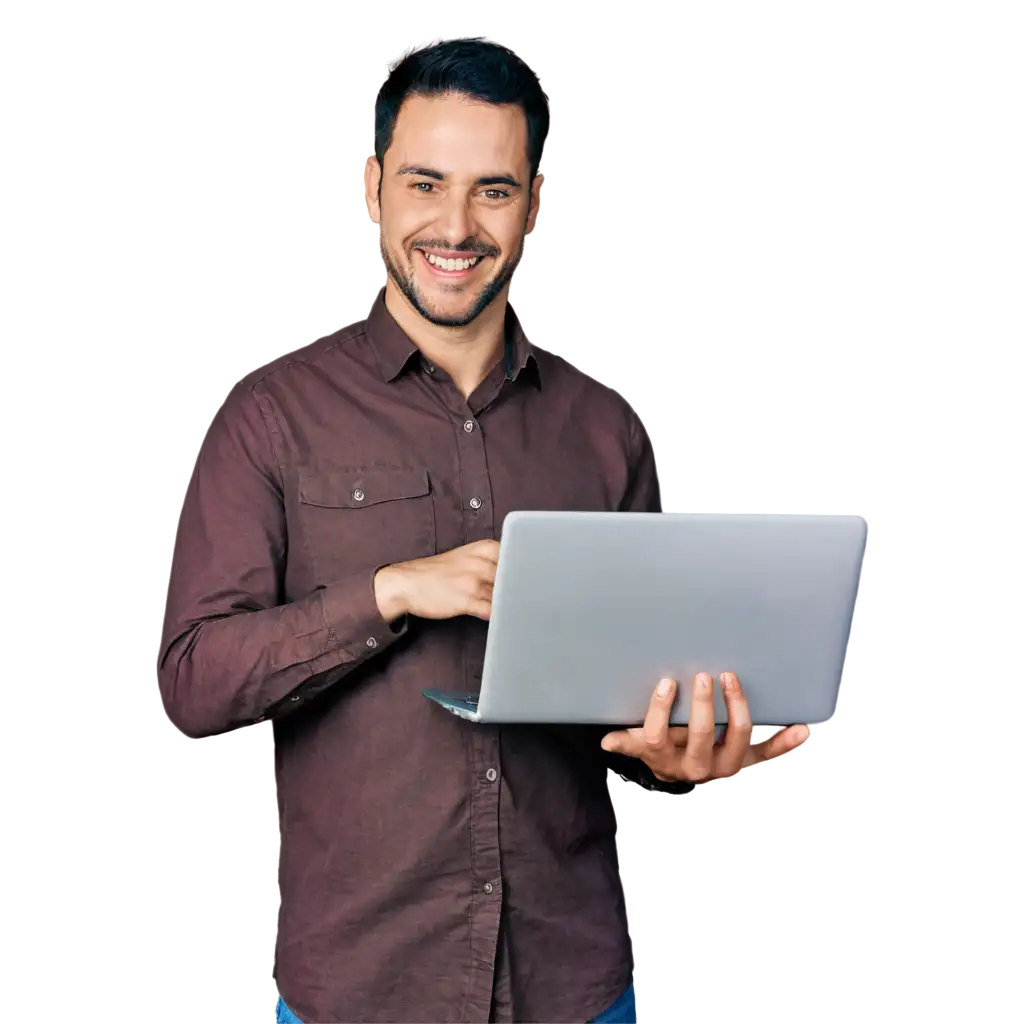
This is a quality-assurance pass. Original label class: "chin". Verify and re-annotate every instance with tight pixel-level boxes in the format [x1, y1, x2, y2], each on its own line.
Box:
[426, 306, 479, 327]
[421, 296, 486, 328]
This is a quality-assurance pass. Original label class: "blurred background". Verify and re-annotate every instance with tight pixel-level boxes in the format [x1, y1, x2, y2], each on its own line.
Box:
[1, 2, 1020, 1021]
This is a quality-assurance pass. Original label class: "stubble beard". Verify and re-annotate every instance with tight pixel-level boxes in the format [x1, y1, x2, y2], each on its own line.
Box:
[379, 227, 527, 329]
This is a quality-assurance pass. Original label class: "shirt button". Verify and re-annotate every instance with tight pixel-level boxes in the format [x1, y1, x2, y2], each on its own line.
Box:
[469, 497, 482, 510]
[483, 882, 494, 894]
[463, 419, 475, 433]
[352, 487, 365, 502]
[424, 361, 435, 374]
[366, 637, 378, 648]
[290, 695, 301, 702]
[485, 768, 497, 782]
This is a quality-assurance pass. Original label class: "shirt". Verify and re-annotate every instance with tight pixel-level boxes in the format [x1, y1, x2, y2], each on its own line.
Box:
[157, 288, 693, 1024]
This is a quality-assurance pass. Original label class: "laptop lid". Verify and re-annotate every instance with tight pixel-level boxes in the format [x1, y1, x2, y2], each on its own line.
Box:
[473, 511, 867, 725]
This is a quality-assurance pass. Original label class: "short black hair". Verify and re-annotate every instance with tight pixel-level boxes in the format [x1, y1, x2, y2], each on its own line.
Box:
[374, 37, 550, 182]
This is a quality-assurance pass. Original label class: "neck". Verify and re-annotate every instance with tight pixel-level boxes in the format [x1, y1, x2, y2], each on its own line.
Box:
[383, 278, 508, 399]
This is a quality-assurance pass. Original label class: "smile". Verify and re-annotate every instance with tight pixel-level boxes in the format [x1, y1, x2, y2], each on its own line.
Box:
[417, 249, 487, 275]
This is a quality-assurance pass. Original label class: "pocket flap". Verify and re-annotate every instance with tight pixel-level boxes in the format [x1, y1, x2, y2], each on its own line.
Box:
[298, 467, 430, 509]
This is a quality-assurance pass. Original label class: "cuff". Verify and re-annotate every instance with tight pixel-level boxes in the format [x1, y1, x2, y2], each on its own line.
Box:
[605, 751, 697, 794]
[318, 564, 409, 657]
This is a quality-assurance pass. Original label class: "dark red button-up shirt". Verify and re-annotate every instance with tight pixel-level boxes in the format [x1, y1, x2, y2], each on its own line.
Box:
[158, 288, 691, 1023]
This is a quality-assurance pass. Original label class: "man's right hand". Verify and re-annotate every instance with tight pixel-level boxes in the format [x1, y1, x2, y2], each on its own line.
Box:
[373, 540, 500, 623]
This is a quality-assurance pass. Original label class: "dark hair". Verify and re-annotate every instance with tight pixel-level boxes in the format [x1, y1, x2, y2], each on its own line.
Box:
[374, 37, 550, 182]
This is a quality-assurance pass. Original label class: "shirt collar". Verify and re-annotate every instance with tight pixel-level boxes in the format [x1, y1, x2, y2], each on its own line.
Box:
[365, 287, 541, 387]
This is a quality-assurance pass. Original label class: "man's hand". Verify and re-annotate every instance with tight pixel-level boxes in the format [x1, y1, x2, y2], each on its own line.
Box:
[374, 540, 500, 622]
[600, 672, 810, 783]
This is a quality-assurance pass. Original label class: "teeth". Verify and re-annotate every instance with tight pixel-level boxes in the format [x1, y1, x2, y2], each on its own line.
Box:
[424, 252, 480, 271]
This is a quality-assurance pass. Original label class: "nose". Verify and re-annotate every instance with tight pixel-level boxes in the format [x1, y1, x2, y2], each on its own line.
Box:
[433, 188, 477, 248]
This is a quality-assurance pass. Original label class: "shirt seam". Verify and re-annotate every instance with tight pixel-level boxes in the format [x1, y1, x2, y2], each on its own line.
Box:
[249, 382, 286, 482]
[243, 326, 371, 391]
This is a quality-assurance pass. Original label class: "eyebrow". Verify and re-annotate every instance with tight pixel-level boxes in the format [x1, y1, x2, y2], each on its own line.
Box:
[396, 166, 522, 188]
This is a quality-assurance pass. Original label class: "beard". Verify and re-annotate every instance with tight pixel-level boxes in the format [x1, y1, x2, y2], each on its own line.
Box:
[380, 228, 527, 328]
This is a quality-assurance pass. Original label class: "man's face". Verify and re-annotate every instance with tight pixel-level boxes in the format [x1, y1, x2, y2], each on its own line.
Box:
[366, 92, 543, 327]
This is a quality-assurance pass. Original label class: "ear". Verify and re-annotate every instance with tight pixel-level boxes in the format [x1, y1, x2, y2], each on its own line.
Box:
[365, 156, 382, 224]
[524, 173, 544, 235]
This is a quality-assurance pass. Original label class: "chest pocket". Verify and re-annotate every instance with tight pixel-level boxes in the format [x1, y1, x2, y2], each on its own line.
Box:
[296, 466, 436, 584]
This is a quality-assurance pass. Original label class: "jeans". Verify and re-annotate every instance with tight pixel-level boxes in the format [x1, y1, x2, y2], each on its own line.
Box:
[276, 981, 637, 1022]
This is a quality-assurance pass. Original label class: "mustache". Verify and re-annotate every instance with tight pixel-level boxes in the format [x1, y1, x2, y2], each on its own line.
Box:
[413, 240, 500, 257]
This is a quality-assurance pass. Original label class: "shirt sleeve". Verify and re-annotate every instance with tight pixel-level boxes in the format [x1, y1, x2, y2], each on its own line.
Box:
[614, 399, 663, 512]
[601, 407, 696, 795]
[157, 381, 408, 739]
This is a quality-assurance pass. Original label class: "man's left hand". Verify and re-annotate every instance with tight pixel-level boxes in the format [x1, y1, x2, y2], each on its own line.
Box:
[600, 672, 810, 783]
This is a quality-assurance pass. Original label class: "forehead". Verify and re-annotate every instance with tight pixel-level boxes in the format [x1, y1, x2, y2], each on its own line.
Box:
[387, 93, 529, 175]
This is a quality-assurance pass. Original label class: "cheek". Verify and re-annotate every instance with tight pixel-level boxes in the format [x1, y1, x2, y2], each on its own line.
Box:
[380, 230, 408, 268]
[495, 228, 526, 265]
[380, 201, 422, 250]
[497, 212, 529, 251]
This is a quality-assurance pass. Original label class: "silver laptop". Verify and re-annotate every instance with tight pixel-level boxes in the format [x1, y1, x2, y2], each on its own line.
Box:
[423, 511, 867, 726]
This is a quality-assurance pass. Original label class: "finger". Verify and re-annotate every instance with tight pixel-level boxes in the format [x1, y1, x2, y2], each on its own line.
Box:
[712, 672, 753, 777]
[753, 729, 782, 761]
[641, 678, 677, 762]
[600, 726, 644, 755]
[469, 598, 492, 621]
[473, 540, 501, 564]
[679, 672, 716, 780]
[761, 729, 815, 761]
[474, 559, 498, 585]
[604, 724, 689, 759]
[464, 572, 494, 600]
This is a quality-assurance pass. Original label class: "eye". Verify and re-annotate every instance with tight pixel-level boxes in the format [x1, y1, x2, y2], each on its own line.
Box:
[483, 189, 510, 200]
[414, 182, 434, 192]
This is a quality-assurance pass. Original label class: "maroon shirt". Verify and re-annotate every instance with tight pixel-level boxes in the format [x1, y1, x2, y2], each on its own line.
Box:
[158, 289, 692, 1023]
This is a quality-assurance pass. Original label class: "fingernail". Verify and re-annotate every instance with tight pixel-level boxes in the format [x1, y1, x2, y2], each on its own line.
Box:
[698, 673, 710, 689]
[657, 677, 673, 697]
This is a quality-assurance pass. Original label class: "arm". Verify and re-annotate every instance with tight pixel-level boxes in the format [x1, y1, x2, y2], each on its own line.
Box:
[157, 381, 407, 739]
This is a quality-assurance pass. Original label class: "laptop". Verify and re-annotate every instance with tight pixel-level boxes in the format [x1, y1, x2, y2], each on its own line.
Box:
[423, 511, 867, 726]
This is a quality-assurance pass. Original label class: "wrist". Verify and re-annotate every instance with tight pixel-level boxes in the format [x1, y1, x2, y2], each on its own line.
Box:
[373, 564, 409, 623]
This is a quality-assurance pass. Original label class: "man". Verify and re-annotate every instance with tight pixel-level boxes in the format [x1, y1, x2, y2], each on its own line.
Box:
[158, 37, 809, 1024]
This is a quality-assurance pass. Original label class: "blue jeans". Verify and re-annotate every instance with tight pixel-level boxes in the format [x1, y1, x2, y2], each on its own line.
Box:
[276, 982, 636, 1022]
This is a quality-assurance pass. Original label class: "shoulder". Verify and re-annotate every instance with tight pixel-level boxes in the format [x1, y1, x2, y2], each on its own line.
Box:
[212, 315, 373, 432]
[531, 344, 646, 445]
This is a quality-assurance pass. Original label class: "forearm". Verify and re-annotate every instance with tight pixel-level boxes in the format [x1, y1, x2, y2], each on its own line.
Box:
[158, 566, 406, 738]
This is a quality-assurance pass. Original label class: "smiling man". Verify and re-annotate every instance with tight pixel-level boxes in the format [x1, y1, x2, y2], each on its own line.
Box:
[158, 37, 808, 1024]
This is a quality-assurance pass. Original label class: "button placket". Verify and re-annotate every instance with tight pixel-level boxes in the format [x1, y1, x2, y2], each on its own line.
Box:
[445, 392, 503, 1019]
[453, 405, 494, 543]
[464, 726, 503, 1018]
